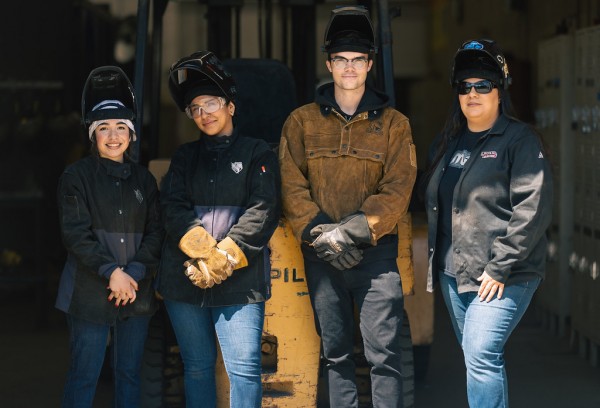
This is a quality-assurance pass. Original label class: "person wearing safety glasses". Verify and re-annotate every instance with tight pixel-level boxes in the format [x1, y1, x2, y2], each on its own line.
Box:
[422, 39, 553, 407]
[157, 50, 281, 408]
[279, 6, 417, 407]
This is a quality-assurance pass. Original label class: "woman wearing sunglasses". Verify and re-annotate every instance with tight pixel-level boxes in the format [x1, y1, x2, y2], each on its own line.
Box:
[422, 39, 553, 407]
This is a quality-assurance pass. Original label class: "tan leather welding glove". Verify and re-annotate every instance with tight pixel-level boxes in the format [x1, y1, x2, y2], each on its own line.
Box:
[179, 226, 217, 259]
[217, 237, 248, 270]
[184, 259, 215, 289]
[184, 248, 235, 288]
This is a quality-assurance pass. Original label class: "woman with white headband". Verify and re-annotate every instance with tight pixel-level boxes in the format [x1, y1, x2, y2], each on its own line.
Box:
[55, 66, 163, 408]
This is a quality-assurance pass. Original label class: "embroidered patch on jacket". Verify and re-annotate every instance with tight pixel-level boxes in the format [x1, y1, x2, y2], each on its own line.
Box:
[481, 151, 497, 159]
[133, 189, 144, 204]
[231, 162, 243, 174]
[366, 120, 383, 134]
[449, 150, 471, 168]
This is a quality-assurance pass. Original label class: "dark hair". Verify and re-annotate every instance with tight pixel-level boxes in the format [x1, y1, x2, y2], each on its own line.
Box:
[419, 86, 550, 198]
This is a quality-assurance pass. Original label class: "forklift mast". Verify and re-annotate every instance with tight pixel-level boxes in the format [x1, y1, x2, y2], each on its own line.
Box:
[130, 0, 400, 162]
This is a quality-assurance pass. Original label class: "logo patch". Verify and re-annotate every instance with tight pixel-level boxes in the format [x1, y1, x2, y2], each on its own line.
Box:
[449, 150, 471, 168]
[463, 41, 484, 50]
[538, 151, 544, 158]
[481, 151, 497, 159]
[231, 162, 243, 174]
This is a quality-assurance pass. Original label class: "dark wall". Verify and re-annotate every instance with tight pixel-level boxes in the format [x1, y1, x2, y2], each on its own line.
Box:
[0, 1, 121, 283]
[2, 1, 117, 111]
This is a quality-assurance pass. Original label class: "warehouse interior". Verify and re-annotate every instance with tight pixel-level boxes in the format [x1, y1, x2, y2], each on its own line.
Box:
[2, 0, 600, 406]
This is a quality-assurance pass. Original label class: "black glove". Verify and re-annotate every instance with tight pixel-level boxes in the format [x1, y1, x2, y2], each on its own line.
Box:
[329, 247, 364, 270]
[310, 212, 371, 260]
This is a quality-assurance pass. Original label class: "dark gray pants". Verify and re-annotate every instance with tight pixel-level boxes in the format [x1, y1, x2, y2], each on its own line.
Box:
[304, 257, 405, 408]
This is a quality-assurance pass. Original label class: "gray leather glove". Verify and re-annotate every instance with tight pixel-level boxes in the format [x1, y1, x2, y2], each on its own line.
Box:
[329, 248, 364, 270]
[310, 212, 372, 260]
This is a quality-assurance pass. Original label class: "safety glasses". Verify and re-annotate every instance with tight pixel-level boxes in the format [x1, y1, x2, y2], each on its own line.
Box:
[329, 57, 369, 70]
[185, 97, 225, 119]
[457, 80, 497, 95]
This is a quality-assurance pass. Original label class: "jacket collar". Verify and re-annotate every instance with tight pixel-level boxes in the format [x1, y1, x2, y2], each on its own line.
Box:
[97, 157, 132, 179]
[201, 128, 239, 152]
[487, 113, 511, 136]
[315, 82, 389, 120]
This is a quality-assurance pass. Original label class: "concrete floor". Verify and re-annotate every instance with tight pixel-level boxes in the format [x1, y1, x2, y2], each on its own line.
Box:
[1, 285, 600, 408]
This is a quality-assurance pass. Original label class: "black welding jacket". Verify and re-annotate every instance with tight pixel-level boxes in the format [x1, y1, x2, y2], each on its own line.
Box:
[56, 155, 163, 324]
[156, 129, 281, 307]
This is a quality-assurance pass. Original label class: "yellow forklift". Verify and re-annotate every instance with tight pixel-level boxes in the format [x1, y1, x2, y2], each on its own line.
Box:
[131, 1, 434, 407]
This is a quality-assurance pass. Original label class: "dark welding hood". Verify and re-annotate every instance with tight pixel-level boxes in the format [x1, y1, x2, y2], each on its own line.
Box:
[81, 65, 136, 127]
[322, 6, 377, 54]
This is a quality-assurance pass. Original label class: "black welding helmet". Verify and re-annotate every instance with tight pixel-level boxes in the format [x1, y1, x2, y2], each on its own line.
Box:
[81, 65, 136, 127]
[450, 39, 512, 89]
[322, 5, 377, 54]
[168, 50, 237, 112]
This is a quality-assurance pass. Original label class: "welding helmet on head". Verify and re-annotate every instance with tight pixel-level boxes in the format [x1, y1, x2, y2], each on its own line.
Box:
[168, 50, 237, 112]
[322, 6, 377, 55]
[81, 66, 136, 127]
[450, 39, 512, 89]
[81, 66, 137, 141]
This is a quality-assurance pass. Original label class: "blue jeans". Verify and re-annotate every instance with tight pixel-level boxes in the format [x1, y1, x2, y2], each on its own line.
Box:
[438, 273, 540, 408]
[304, 258, 405, 408]
[61, 314, 151, 408]
[164, 300, 264, 408]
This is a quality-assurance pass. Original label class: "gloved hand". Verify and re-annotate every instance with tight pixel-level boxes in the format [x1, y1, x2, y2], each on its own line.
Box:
[180, 227, 242, 288]
[183, 248, 236, 288]
[310, 212, 372, 260]
[329, 247, 364, 271]
[179, 226, 217, 259]
[217, 237, 249, 270]
[310, 222, 354, 259]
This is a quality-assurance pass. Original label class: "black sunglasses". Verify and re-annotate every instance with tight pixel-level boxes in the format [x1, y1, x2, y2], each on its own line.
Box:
[457, 80, 497, 95]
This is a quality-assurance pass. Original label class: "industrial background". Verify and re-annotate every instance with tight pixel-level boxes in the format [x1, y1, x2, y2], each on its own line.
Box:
[2, 0, 600, 407]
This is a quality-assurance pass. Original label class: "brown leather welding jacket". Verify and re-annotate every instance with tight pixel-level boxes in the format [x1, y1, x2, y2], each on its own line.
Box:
[279, 84, 417, 252]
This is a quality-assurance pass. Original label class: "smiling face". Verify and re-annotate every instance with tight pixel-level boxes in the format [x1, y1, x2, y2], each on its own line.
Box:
[326, 51, 373, 92]
[189, 95, 235, 137]
[458, 77, 501, 131]
[93, 119, 131, 162]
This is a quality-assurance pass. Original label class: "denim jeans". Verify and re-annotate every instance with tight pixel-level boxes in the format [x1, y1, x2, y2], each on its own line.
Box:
[61, 314, 151, 408]
[304, 257, 405, 408]
[164, 300, 264, 408]
[438, 272, 540, 408]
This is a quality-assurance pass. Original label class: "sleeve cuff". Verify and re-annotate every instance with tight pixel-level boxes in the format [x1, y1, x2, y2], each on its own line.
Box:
[99, 263, 119, 279]
[125, 262, 146, 282]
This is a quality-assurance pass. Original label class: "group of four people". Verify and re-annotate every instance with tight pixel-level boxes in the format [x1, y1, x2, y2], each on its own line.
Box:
[55, 5, 552, 408]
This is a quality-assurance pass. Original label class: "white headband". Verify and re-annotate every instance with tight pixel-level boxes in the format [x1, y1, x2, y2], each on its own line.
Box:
[88, 119, 136, 141]
[88, 99, 137, 141]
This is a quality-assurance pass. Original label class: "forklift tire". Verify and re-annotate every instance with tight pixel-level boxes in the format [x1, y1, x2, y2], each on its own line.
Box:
[139, 309, 166, 408]
[140, 304, 185, 408]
